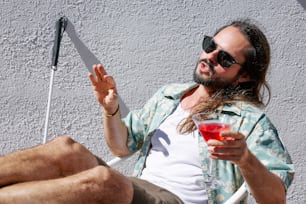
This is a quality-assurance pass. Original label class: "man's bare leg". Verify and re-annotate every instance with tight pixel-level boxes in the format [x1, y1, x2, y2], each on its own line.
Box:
[0, 166, 133, 204]
[0, 136, 100, 187]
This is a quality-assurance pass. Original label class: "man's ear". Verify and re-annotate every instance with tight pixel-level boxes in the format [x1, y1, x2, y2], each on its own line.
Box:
[233, 71, 250, 87]
[237, 72, 250, 83]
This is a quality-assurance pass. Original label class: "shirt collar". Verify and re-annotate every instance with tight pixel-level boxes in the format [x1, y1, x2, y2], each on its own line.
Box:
[162, 82, 198, 100]
[162, 82, 245, 116]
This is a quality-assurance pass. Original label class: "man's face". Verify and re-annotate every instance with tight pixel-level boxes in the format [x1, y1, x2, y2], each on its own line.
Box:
[194, 26, 251, 90]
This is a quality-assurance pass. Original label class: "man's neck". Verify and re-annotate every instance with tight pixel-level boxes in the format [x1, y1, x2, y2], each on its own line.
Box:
[180, 85, 212, 110]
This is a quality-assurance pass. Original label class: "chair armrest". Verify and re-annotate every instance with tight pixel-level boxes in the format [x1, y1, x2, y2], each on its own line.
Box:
[224, 182, 248, 204]
[106, 156, 131, 167]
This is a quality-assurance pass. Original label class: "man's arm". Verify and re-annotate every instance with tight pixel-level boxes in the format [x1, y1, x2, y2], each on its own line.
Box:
[238, 149, 286, 203]
[102, 108, 130, 156]
[89, 64, 130, 157]
[208, 131, 286, 203]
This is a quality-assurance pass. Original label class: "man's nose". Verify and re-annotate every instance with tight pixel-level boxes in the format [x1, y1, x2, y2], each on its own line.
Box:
[205, 49, 219, 66]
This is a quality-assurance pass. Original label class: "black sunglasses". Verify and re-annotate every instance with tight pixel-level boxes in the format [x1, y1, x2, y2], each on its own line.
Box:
[202, 35, 243, 68]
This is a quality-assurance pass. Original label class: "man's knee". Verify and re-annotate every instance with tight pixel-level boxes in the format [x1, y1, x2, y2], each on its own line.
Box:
[50, 135, 77, 148]
[80, 166, 133, 204]
[48, 136, 85, 159]
[48, 136, 99, 176]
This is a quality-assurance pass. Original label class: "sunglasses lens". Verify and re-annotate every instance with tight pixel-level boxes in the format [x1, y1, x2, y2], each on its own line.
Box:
[218, 51, 235, 68]
[202, 36, 215, 53]
[202, 36, 240, 68]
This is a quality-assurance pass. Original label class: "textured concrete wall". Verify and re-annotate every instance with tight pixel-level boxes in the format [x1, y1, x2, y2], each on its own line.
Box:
[0, 0, 305, 203]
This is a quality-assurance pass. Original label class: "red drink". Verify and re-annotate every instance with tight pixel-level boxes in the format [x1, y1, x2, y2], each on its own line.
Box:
[198, 122, 231, 141]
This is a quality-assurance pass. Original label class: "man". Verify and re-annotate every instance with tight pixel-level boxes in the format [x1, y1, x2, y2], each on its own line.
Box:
[88, 19, 294, 203]
[0, 19, 294, 204]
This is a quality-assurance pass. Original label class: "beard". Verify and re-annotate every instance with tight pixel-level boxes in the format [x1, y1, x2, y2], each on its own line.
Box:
[193, 59, 240, 91]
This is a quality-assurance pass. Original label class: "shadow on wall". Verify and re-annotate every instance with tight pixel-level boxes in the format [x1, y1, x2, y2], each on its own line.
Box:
[297, 0, 306, 9]
[65, 19, 99, 74]
[64, 19, 130, 116]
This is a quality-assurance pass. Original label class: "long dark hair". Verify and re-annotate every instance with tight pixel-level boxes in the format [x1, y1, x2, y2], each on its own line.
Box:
[223, 19, 271, 105]
[179, 19, 271, 134]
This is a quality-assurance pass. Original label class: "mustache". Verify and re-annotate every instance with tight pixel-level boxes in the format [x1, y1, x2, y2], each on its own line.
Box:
[198, 59, 215, 75]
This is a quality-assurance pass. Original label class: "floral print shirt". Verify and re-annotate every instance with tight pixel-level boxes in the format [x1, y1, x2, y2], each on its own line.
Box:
[122, 83, 294, 203]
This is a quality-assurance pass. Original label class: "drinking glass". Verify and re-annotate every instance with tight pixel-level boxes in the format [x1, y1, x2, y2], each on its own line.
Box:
[192, 111, 235, 189]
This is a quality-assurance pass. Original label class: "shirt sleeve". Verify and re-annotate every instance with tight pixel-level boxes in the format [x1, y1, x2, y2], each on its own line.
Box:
[246, 115, 295, 191]
[121, 86, 165, 153]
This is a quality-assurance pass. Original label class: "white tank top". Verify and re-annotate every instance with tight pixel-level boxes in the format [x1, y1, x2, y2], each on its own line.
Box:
[140, 104, 208, 203]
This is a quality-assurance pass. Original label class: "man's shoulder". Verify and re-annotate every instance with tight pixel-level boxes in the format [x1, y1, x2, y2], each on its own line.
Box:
[233, 102, 275, 126]
[239, 102, 263, 113]
[227, 101, 266, 120]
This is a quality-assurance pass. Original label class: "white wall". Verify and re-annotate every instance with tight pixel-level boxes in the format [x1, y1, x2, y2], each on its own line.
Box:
[0, 0, 305, 203]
